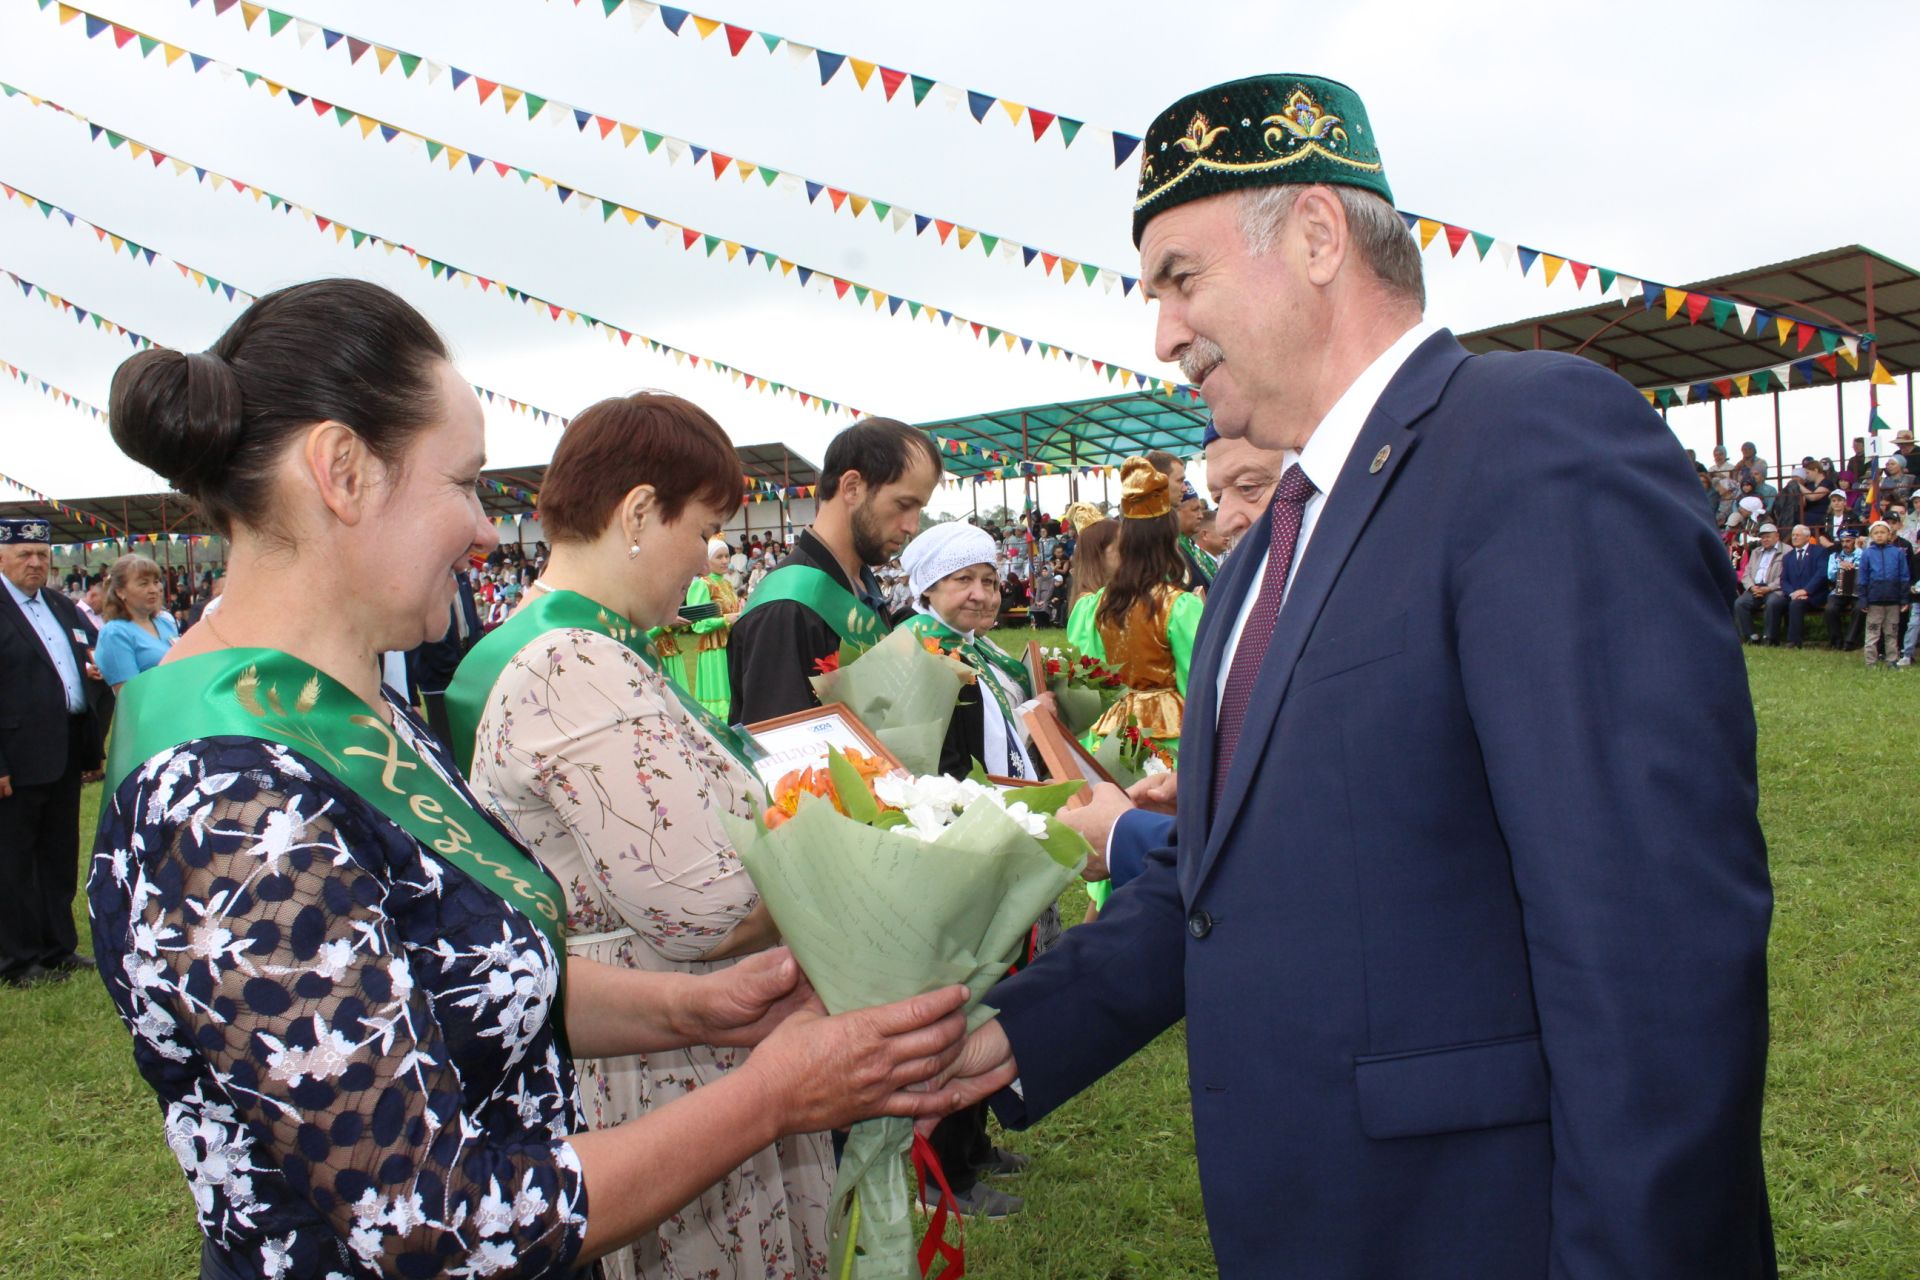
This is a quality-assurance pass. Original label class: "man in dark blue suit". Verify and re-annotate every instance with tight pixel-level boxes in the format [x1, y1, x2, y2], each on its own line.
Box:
[934, 75, 1775, 1277]
[1766, 524, 1828, 648]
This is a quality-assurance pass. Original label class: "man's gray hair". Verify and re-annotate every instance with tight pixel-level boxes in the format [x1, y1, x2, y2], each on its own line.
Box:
[1237, 185, 1425, 310]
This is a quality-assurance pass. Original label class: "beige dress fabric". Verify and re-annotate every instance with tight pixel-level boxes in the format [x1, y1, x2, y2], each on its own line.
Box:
[469, 626, 832, 1280]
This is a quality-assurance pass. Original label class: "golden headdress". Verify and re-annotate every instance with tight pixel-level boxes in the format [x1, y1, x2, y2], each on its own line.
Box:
[1062, 502, 1106, 535]
[1118, 457, 1174, 520]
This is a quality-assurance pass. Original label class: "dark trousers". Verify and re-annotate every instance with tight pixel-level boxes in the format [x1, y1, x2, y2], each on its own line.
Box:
[1824, 595, 1864, 649]
[924, 1101, 992, 1195]
[0, 717, 86, 979]
[1732, 589, 1773, 640]
[1762, 593, 1819, 646]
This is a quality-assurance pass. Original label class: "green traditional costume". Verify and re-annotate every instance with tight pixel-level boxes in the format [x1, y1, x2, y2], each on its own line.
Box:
[653, 573, 739, 718]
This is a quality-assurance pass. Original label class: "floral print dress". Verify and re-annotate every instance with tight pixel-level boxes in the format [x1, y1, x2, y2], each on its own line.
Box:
[469, 627, 832, 1280]
[87, 691, 592, 1280]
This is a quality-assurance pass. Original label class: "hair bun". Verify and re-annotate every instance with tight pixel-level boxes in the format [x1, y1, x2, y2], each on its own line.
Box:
[109, 347, 244, 496]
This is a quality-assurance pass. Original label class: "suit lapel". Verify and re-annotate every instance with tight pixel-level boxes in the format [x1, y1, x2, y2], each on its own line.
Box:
[1190, 333, 1471, 892]
[1, 585, 61, 679]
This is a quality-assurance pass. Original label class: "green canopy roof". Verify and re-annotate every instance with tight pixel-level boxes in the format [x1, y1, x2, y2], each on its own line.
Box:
[917, 390, 1211, 479]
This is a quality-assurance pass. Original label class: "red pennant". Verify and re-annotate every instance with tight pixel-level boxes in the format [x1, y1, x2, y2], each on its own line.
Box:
[1444, 224, 1469, 256]
[1570, 262, 1590, 289]
[935, 219, 955, 244]
[112, 24, 137, 48]
[595, 116, 618, 139]
[1041, 252, 1059, 275]
[1795, 323, 1814, 352]
[1028, 108, 1056, 140]
[1714, 379, 1734, 399]
[618, 330, 632, 345]
[314, 216, 331, 232]
[710, 151, 731, 178]
[832, 278, 851, 299]
[476, 277, 492, 290]
[879, 67, 907, 100]
[474, 78, 499, 104]
[547, 303, 562, 319]
[970, 322, 984, 338]
[346, 37, 371, 63]
[1684, 293, 1709, 325]
[1817, 353, 1838, 377]
[311, 98, 331, 116]
[681, 228, 700, 250]
[493, 160, 511, 176]
[724, 23, 751, 55]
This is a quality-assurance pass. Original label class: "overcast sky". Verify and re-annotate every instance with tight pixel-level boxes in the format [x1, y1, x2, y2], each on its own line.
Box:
[2, 0, 1915, 519]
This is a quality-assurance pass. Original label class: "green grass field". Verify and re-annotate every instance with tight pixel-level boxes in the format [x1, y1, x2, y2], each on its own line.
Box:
[3, 641, 1915, 1276]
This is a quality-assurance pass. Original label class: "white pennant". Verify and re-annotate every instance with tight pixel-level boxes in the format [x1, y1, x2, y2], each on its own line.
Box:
[1616, 275, 1639, 306]
[294, 19, 318, 46]
[628, 1, 659, 29]
[425, 59, 446, 84]
[785, 41, 814, 65]
[1735, 303, 1756, 334]
[664, 137, 687, 165]
[1496, 240, 1514, 270]
[1773, 363, 1794, 389]
[890, 206, 911, 232]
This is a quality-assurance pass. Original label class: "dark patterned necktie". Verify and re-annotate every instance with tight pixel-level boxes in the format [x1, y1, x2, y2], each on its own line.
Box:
[1213, 464, 1318, 805]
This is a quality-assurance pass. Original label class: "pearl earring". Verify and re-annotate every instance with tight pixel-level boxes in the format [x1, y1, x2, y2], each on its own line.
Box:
[629, 543, 641, 559]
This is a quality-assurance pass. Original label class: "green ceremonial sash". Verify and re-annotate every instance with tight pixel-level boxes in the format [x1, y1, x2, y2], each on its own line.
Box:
[444, 587, 764, 781]
[738, 563, 888, 656]
[103, 648, 571, 1005]
[1180, 535, 1220, 579]
[901, 614, 1032, 763]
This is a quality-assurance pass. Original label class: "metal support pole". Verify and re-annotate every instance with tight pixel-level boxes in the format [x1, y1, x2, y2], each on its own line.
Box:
[1837, 380, 1846, 461]
[1772, 392, 1783, 483]
[1713, 400, 1725, 451]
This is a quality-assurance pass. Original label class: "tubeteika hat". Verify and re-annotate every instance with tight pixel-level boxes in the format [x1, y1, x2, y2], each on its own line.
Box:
[1133, 74, 1392, 245]
[1118, 457, 1174, 520]
[0, 517, 52, 543]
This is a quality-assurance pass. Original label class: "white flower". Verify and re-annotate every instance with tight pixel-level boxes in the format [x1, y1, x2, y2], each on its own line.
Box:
[999, 800, 1050, 838]
[1142, 756, 1171, 777]
[311, 938, 355, 982]
[472, 1178, 514, 1236]
[261, 1016, 359, 1086]
[259, 1233, 297, 1279]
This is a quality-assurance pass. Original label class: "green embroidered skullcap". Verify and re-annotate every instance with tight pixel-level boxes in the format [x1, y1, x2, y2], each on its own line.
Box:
[1133, 74, 1392, 245]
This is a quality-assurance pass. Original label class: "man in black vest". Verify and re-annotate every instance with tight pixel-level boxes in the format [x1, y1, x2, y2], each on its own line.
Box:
[728, 419, 943, 724]
[0, 518, 109, 987]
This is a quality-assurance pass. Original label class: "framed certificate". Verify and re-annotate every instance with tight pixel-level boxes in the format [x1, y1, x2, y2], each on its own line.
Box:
[1021, 704, 1115, 806]
[1023, 640, 1047, 695]
[745, 702, 904, 788]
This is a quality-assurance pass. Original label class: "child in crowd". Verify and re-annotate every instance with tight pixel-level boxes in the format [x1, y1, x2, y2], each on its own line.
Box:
[1855, 520, 1910, 668]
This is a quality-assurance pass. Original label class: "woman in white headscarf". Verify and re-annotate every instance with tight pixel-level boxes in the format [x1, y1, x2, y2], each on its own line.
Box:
[897, 521, 1046, 782]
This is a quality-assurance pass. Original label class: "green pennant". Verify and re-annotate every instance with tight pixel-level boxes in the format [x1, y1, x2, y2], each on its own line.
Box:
[1709, 299, 1736, 331]
[333, 105, 354, 127]
[1471, 231, 1494, 259]
[854, 285, 870, 304]
[871, 200, 891, 219]
[267, 10, 291, 35]
[426, 139, 444, 161]
[104, 130, 126, 149]
[642, 130, 663, 152]
[978, 233, 998, 255]
[524, 93, 547, 119]
[123, 239, 141, 257]
[207, 275, 223, 295]
[986, 327, 1001, 345]
[759, 166, 780, 186]
[601, 198, 618, 221]
[350, 229, 366, 247]
[1081, 262, 1098, 284]
[35, 199, 52, 217]
[602, 0, 622, 13]
[703, 233, 721, 255]
[908, 301, 923, 319]
[514, 166, 535, 182]
[241, 70, 259, 88]
[398, 53, 420, 77]
[267, 193, 283, 209]
[1058, 117, 1082, 147]
[1598, 268, 1617, 293]
[1818, 329, 1839, 355]
[760, 31, 780, 53]
[911, 74, 936, 106]
[138, 35, 158, 57]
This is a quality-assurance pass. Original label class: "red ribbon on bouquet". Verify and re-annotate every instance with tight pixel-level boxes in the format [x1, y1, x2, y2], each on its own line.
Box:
[911, 1131, 966, 1279]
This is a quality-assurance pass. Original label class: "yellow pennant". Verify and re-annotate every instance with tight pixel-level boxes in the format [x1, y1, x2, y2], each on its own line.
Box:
[619, 123, 639, 147]
[849, 59, 876, 90]
[357, 114, 379, 139]
[239, 2, 263, 29]
[501, 87, 523, 114]
[1417, 218, 1442, 249]
[957, 227, 977, 250]
[1735, 375, 1751, 395]
[1775, 316, 1794, 345]
[1874, 360, 1897, 386]
[1663, 288, 1686, 320]
[692, 15, 720, 37]
[375, 47, 397, 74]
[163, 43, 186, 65]
[1541, 255, 1565, 286]
[1000, 99, 1025, 125]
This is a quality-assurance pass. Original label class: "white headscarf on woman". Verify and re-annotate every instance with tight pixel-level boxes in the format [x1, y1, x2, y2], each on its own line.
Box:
[898, 521, 1036, 778]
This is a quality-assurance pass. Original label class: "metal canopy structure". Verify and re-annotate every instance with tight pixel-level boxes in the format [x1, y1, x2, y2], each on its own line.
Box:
[1457, 245, 1920, 392]
[1, 441, 824, 542]
[917, 390, 1211, 479]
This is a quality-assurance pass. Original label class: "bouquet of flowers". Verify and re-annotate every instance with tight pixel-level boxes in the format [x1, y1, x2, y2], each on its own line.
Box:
[1091, 720, 1174, 788]
[1039, 645, 1127, 735]
[809, 626, 973, 775]
[724, 749, 1089, 1279]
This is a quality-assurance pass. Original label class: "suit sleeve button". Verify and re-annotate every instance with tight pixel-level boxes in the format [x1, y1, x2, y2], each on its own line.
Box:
[1187, 909, 1213, 939]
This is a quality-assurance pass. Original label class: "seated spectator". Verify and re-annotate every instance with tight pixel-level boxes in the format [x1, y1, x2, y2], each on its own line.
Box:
[1881, 458, 1917, 511]
[1766, 525, 1828, 648]
[1858, 520, 1911, 667]
[1800, 462, 1833, 517]
[1731, 524, 1783, 643]
[1708, 444, 1738, 525]
[1825, 532, 1863, 650]
[1820, 491, 1852, 543]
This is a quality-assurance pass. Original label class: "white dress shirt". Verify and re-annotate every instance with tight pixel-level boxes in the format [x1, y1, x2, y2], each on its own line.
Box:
[1216, 321, 1439, 713]
[4, 574, 88, 713]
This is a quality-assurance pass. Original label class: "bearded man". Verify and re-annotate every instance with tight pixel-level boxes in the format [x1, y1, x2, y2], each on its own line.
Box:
[937, 74, 1775, 1278]
[729, 418, 943, 722]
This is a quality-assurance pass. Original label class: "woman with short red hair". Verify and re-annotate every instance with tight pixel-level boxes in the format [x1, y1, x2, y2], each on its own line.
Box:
[447, 393, 832, 1280]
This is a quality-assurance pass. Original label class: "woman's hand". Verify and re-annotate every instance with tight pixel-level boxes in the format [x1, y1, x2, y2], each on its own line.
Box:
[676, 947, 822, 1048]
[740, 984, 983, 1134]
[1033, 690, 1060, 719]
[914, 1019, 1018, 1137]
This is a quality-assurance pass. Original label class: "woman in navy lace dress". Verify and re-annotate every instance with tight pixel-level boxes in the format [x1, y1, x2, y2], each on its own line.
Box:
[87, 280, 999, 1280]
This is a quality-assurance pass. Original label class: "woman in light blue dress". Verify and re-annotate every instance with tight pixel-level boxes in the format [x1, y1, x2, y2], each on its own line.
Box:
[92, 553, 178, 691]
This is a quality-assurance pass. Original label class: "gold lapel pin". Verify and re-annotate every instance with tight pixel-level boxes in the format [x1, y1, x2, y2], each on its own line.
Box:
[1370, 445, 1391, 474]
